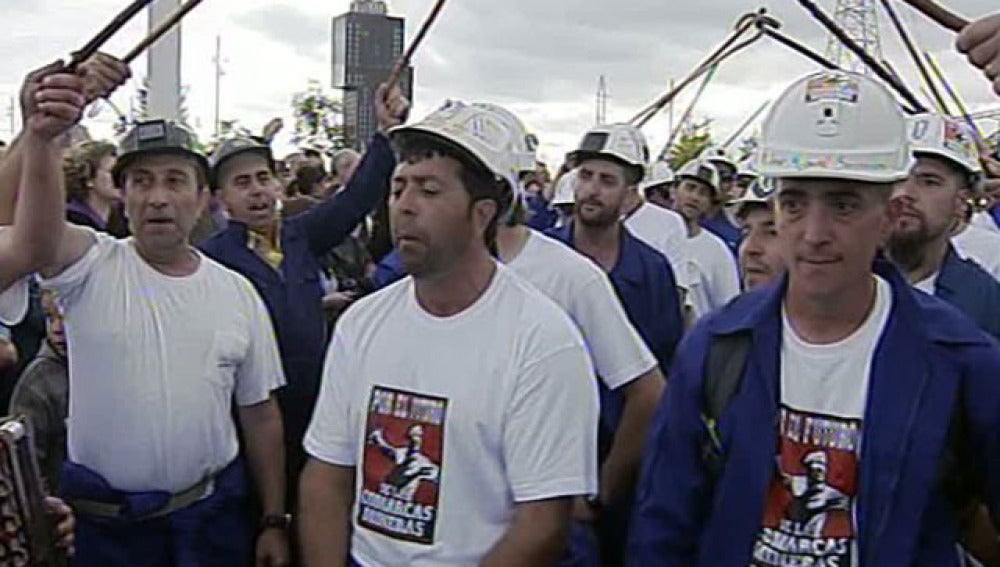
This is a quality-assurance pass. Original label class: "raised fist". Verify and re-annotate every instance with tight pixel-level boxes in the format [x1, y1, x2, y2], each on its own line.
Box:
[957, 13, 1000, 96]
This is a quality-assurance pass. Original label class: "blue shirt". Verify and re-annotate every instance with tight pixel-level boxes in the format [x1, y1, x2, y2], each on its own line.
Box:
[525, 193, 558, 232]
[200, 133, 396, 444]
[701, 210, 741, 256]
[629, 261, 1000, 566]
[372, 249, 405, 289]
[935, 245, 1000, 341]
[546, 223, 684, 446]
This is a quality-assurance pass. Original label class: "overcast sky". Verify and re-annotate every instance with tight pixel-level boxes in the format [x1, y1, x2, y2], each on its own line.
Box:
[1, 0, 998, 164]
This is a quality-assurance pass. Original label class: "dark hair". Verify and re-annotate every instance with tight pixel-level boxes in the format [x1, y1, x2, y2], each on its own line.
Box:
[392, 131, 512, 248]
[302, 148, 323, 159]
[917, 152, 980, 193]
[288, 165, 327, 197]
[64, 141, 117, 202]
[573, 152, 643, 186]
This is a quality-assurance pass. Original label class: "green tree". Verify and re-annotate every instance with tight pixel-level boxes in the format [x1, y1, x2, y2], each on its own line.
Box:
[291, 80, 345, 151]
[666, 119, 713, 170]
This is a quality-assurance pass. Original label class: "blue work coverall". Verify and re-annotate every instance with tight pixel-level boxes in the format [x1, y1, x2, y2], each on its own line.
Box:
[629, 262, 1000, 566]
[200, 134, 396, 486]
[933, 245, 1000, 341]
[547, 222, 683, 565]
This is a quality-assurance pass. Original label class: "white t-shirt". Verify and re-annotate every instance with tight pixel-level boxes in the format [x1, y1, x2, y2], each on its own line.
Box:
[42, 229, 285, 493]
[507, 230, 657, 389]
[685, 229, 741, 320]
[971, 211, 1000, 234]
[913, 272, 939, 294]
[305, 264, 599, 566]
[751, 276, 892, 567]
[952, 225, 1000, 281]
[624, 202, 689, 286]
[0, 277, 29, 325]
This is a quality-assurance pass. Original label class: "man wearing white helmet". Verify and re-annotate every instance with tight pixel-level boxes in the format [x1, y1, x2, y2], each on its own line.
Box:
[727, 180, 785, 290]
[299, 100, 599, 567]
[699, 146, 743, 254]
[549, 168, 579, 227]
[733, 157, 759, 200]
[625, 161, 689, 288]
[672, 158, 741, 320]
[889, 113, 1000, 340]
[631, 71, 1000, 566]
[545, 122, 683, 563]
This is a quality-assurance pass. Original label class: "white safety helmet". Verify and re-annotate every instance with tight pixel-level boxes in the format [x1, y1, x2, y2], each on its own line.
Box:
[907, 113, 982, 175]
[757, 71, 912, 183]
[726, 178, 775, 218]
[676, 159, 721, 195]
[736, 157, 759, 181]
[569, 123, 649, 183]
[640, 161, 676, 191]
[389, 100, 522, 193]
[551, 169, 578, 206]
[470, 102, 539, 176]
[701, 146, 738, 178]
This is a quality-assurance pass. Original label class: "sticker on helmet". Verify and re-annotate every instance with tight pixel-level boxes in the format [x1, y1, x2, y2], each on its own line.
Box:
[911, 119, 930, 142]
[136, 121, 167, 142]
[805, 76, 859, 104]
[942, 120, 975, 161]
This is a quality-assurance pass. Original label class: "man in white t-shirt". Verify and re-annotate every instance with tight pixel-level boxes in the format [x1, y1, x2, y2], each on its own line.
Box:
[672, 159, 741, 320]
[33, 120, 290, 566]
[299, 101, 599, 567]
[624, 161, 688, 283]
[632, 71, 1000, 566]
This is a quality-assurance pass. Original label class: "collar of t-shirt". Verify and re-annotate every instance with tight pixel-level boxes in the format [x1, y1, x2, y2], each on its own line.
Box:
[912, 271, 939, 295]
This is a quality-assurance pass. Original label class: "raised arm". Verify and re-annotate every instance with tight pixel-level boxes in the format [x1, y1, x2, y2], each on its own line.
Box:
[0, 65, 84, 291]
[0, 55, 131, 226]
[298, 84, 409, 256]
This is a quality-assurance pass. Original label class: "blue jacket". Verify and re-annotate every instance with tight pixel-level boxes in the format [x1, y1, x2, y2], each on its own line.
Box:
[629, 261, 1000, 566]
[546, 223, 683, 445]
[200, 133, 396, 446]
[372, 248, 405, 289]
[701, 210, 741, 256]
[525, 193, 558, 231]
[936, 245, 1000, 341]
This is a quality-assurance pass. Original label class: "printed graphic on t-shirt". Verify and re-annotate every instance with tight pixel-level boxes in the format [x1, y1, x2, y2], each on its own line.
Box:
[358, 386, 447, 545]
[751, 405, 861, 567]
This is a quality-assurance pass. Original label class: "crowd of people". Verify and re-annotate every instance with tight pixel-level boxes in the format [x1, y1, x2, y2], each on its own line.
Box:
[0, 8, 999, 567]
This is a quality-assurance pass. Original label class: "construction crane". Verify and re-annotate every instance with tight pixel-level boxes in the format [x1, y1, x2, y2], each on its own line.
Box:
[825, 0, 884, 74]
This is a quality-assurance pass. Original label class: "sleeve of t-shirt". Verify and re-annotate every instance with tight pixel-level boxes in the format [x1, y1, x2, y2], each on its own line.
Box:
[505, 342, 599, 503]
[664, 217, 690, 289]
[0, 278, 29, 326]
[39, 227, 103, 311]
[233, 279, 287, 406]
[570, 275, 657, 390]
[303, 325, 359, 467]
[712, 245, 742, 308]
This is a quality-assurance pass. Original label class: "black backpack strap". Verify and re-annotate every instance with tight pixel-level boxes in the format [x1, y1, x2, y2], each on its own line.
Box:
[700, 332, 752, 482]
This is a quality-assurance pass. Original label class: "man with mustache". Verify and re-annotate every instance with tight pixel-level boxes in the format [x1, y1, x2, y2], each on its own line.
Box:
[198, 85, 407, 528]
[887, 113, 1000, 341]
[630, 70, 1000, 566]
[299, 101, 599, 567]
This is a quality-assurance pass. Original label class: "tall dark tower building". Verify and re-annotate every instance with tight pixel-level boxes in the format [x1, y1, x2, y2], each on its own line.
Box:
[332, 0, 413, 150]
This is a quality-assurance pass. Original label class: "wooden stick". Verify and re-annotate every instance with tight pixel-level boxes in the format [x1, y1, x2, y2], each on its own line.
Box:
[122, 0, 205, 64]
[900, 0, 969, 33]
[68, 0, 156, 70]
[385, 0, 448, 91]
